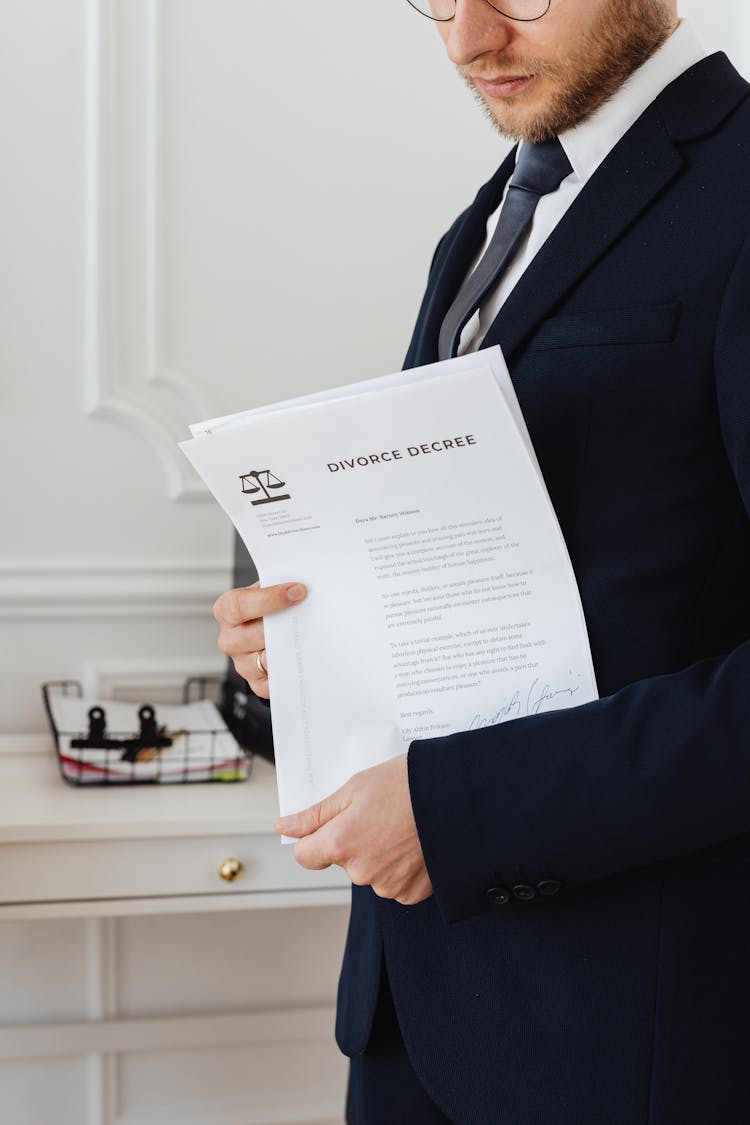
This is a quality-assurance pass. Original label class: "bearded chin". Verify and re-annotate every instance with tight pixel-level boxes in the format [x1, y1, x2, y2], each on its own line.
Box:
[461, 0, 675, 144]
[466, 80, 568, 144]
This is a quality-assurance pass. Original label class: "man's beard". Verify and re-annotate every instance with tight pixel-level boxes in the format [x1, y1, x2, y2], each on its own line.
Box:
[460, 0, 675, 143]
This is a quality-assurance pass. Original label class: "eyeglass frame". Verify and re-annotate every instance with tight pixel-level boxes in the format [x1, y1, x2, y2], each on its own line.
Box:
[405, 0, 552, 23]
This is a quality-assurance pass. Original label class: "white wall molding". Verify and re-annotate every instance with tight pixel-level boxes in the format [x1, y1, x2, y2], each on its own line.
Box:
[0, 1006, 337, 1061]
[112, 1103, 342, 1125]
[83, 0, 217, 501]
[0, 1007, 344, 1125]
[85, 918, 119, 1125]
[114, 1109, 342, 1125]
[80, 656, 224, 700]
[0, 558, 229, 619]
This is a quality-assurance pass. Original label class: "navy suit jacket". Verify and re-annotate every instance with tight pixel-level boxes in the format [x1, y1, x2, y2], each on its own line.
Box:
[335, 53, 750, 1125]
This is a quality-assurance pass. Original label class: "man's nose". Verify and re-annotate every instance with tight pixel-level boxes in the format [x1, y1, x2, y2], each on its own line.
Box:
[441, 0, 514, 66]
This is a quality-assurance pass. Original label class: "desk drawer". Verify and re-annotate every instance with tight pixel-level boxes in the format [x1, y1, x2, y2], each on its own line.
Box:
[0, 835, 345, 905]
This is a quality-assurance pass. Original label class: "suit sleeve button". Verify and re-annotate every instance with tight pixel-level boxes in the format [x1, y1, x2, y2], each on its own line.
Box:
[537, 879, 563, 897]
[512, 883, 537, 902]
[485, 886, 511, 905]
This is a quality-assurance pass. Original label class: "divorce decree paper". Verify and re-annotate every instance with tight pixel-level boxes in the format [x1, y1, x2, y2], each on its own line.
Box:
[181, 352, 597, 820]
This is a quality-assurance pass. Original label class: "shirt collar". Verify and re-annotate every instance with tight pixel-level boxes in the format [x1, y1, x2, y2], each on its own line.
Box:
[518, 20, 706, 185]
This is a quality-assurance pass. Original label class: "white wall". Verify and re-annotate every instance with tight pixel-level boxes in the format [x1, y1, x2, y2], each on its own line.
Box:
[681, 0, 750, 59]
[1, 0, 748, 734]
[0, 0, 496, 732]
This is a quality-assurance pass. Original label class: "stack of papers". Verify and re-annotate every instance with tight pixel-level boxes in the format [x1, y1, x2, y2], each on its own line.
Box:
[48, 695, 248, 784]
[181, 348, 597, 819]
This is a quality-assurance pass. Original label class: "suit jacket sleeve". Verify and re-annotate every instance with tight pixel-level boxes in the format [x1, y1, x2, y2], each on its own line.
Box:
[408, 234, 750, 925]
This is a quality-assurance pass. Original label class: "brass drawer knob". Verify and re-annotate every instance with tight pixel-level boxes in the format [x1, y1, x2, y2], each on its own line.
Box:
[218, 858, 244, 883]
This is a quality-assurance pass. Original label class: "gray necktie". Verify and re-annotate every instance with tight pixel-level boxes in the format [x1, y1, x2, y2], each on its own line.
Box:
[438, 137, 573, 361]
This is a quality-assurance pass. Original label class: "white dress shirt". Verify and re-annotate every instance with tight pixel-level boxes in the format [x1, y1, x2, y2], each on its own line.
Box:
[458, 19, 706, 355]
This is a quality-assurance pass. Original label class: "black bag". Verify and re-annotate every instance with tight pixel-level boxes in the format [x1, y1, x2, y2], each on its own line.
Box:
[219, 534, 275, 762]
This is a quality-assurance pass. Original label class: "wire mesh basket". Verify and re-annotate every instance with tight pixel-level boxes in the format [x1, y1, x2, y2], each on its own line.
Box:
[42, 679, 253, 787]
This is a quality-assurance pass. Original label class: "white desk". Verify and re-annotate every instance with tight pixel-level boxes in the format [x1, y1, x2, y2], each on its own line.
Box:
[0, 737, 350, 1125]
[0, 735, 349, 920]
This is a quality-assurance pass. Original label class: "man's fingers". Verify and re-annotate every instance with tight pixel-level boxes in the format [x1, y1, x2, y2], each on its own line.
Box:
[275, 801, 330, 838]
[293, 833, 335, 871]
[213, 581, 307, 629]
[232, 653, 270, 699]
[217, 620, 266, 658]
[213, 580, 306, 702]
[275, 787, 352, 839]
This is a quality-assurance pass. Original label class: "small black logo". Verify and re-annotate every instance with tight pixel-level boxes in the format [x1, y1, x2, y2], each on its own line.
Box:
[240, 469, 291, 506]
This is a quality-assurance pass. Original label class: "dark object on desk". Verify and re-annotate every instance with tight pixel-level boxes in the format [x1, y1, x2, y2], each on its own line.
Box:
[43, 681, 251, 787]
[70, 703, 173, 761]
[119, 705, 173, 761]
[220, 533, 275, 763]
[70, 706, 110, 748]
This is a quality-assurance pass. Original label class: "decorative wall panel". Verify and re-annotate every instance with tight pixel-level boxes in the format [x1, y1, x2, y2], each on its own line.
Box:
[83, 0, 216, 500]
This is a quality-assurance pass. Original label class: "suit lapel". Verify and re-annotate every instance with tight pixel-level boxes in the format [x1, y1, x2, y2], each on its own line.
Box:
[482, 107, 683, 361]
[408, 111, 684, 368]
[405, 53, 749, 372]
[482, 53, 749, 362]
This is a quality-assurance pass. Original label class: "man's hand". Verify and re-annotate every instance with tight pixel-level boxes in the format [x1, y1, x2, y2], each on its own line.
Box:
[213, 581, 306, 699]
[275, 755, 432, 905]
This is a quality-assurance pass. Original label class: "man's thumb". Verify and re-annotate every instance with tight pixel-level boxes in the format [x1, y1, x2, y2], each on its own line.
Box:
[275, 789, 347, 837]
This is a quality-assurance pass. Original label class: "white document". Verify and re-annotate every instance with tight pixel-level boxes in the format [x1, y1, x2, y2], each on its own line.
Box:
[182, 349, 597, 818]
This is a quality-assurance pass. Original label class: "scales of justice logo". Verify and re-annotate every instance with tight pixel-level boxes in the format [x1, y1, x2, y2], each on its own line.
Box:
[239, 469, 291, 506]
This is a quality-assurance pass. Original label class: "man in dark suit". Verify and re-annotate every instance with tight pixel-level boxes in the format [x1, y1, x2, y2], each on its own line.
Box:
[214, 1, 750, 1120]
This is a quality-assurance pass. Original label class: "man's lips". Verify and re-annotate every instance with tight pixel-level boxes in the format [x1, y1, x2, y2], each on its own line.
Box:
[474, 74, 537, 98]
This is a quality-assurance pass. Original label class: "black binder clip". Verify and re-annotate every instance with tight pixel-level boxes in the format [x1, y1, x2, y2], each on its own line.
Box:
[70, 703, 173, 761]
[120, 705, 173, 762]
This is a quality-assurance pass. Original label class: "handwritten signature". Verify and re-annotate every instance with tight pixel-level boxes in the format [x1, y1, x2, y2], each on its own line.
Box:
[468, 677, 581, 730]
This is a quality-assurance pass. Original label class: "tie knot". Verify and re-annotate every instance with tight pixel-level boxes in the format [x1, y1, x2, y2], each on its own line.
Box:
[510, 136, 573, 198]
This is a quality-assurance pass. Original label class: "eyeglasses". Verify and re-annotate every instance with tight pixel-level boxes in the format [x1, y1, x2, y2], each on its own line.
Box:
[406, 0, 551, 22]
